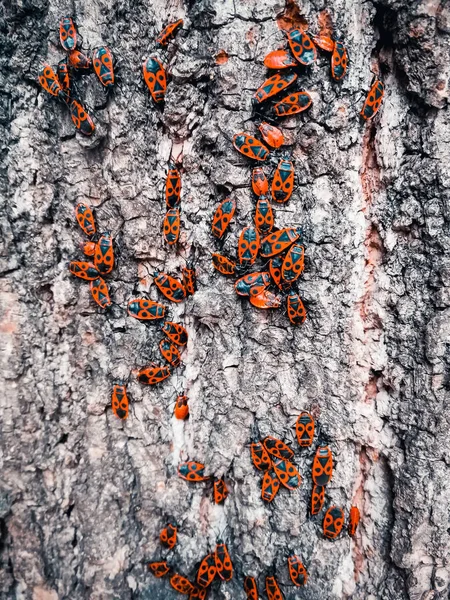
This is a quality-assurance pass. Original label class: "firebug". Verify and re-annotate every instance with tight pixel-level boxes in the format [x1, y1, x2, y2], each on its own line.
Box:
[250, 439, 272, 472]
[260, 227, 302, 257]
[212, 253, 236, 276]
[258, 122, 284, 148]
[263, 436, 294, 460]
[263, 49, 297, 69]
[274, 91, 312, 117]
[312, 445, 333, 486]
[323, 506, 345, 539]
[212, 198, 236, 238]
[148, 560, 170, 578]
[287, 29, 317, 65]
[281, 243, 304, 284]
[251, 167, 269, 196]
[154, 271, 186, 303]
[90, 277, 111, 308]
[111, 384, 129, 419]
[163, 208, 180, 245]
[214, 543, 233, 581]
[254, 196, 274, 235]
[244, 576, 258, 600]
[311, 484, 325, 515]
[156, 19, 183, 47]
[269, 256, 283, 289]
[287, 555, 308, 586]
[174, 394, 189, 419]
[69, 261, 99, 281]
[75, 203, 96, 236]
[160, 523, 177, 549]
[213, 478, 229, 504]
[249, 290, 281, 309]
[170, 574, 195, 595]
[361, 80, 384, 120]
[80, 240, 96, 256]
[271, 457, 301, 490]
[69, 100, 95, 135]
[265, 575, 284, 600]
[137, 364, 171, 385]
[181, 265, 196, 295]
[313, 34, 335, 52]
[286, 292, 307, 325]
[190, 587, 207, 599]
[165, 164, 181, 208]
[143, 57, 167, 103]
[93, 46, 114, 87]
[348, 506, 360, 537]
[68, 49, 91, 70]
[331, 41, 348, 80]
[159, 338, 181, 367]
[253, 73, 297, 104]
[233, 133, 269, 161]
[94, 232, 114, 275]
[295, 411, 314, 447]
[59, 16, 77, 52]
[38, 64, 67, 101]
[127, 298, 166, 320]
[261, 469, 280, 502]
[271, 159, 295, 203]
[197, 553, 217, 588]
[238, 226, 260, 265]
[235, 272, 271, 298]
[161, 321, 188, 346]
[178, 461, 208, 482]
[57, 59, 70, 92]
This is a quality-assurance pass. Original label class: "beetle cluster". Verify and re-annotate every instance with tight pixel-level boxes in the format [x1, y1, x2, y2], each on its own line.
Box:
[211, 16, 384, 325]
[161, 160, 198, 289]
[212, 191, 306, 320]
[131, 267, 195, 388]
[243, 412, 360, 597]
[258, 18, 383, 119]
[58, 11, 379, 596]
[68, 203, 131, 418]
[252, 411, 360, 540]
[128, 217, 196, 390]
[38, 16, 114, 135]
[135, 318, 188, 386]
[133, 18, 198, 391]
[149, 533, 233, 599]
[244, 555, 308, 600]
[115, 315, 189, 417]
[209, 24, 335, 321]
[67, 200, 191, 417]
[168, 414, 360, 597]
[65, 21, 193, 417]
[177, 460, 229, 506]
[163, 163, 182, 245]
[69, 203, 114, 308]
[251, 433, 301, 502]
[129, 264, 192, 387]
[143, 19, 183, 104]
[173, 392, 189, 420]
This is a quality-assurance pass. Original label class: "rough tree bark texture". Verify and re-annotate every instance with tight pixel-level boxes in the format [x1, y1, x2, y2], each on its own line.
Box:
[1, 0, 449, 598]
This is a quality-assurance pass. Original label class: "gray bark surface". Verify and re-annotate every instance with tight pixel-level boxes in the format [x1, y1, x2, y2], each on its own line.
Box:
[1, 0, 449, 598]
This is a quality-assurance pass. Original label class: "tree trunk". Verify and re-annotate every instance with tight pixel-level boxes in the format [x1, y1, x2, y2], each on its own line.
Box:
[1, 0, 449, 599]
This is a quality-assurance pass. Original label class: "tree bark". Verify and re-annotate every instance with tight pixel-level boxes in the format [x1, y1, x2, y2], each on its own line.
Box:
[1, 0, 449, 599]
